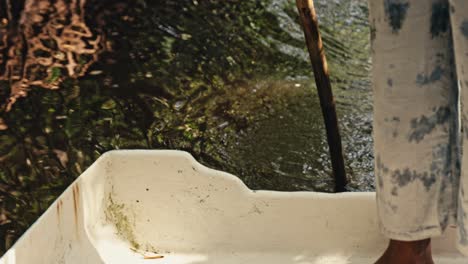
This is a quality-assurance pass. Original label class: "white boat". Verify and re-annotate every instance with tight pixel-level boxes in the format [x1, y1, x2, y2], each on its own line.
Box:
[0, 150, 465, 263]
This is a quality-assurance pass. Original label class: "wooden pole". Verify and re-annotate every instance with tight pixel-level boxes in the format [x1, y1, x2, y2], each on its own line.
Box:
[296, 0, 347, 192]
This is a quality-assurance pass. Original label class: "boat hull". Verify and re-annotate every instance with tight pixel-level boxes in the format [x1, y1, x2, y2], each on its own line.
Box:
[0, 150, 465, 263]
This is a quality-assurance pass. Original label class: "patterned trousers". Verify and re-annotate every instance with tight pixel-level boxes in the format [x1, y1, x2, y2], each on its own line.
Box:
[369, 0, 468, 254]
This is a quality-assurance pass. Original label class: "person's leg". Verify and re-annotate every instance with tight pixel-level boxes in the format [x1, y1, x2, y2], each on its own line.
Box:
[375, 239, 433, 264]
[369, 0, 459, 262]
[448, 0, 468, 255]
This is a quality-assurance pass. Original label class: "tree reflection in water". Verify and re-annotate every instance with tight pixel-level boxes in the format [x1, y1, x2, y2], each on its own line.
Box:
[0, 0, 107, 122]
[0, 0, 371, 253]
[0, 0, 124, 251]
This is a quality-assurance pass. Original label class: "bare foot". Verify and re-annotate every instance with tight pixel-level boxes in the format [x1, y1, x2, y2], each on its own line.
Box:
[375, 239, 434, 264]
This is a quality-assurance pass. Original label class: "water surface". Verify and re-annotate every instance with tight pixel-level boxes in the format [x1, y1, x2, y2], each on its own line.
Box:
[0, 0, 372, 252]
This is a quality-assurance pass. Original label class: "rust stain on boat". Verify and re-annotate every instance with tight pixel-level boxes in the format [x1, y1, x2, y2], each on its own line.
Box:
[72, 184, 80, 239]
[56, 200, 61, 226]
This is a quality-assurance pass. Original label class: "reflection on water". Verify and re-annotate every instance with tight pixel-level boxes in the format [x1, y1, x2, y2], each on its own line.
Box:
[0, 0, 371, 252]
[0, 0, 106, 116]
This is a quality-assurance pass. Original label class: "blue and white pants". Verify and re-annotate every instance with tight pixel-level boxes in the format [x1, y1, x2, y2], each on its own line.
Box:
[369, 0, 468, 254]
